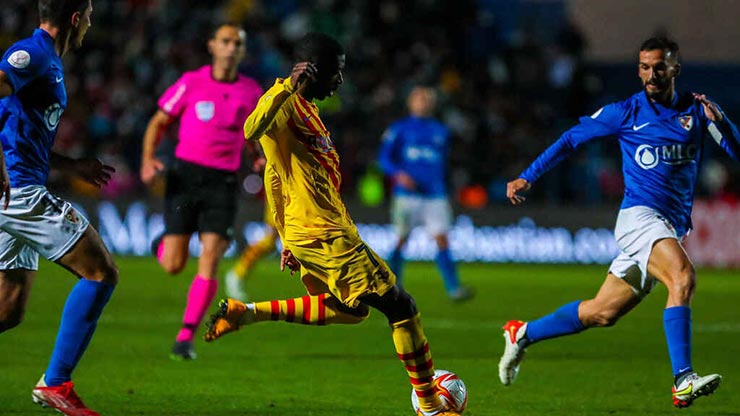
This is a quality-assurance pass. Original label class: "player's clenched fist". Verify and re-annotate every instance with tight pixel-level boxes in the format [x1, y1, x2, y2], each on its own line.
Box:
[506, 178, 531, 205]
[290, 61, 318, 91]
[140, 157, 165, 185]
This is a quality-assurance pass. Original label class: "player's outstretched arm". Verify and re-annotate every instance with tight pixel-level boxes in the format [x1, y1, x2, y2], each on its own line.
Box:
[243, 62, 317, 142]
[50, 153, 115, 188]
[696, 93, 740, 161]
[506, 178, 531, 205]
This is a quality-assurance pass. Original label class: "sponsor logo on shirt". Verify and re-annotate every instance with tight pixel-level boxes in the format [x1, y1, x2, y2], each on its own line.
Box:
[405, 146, 440, 162]
[195, 101, 215, 122]
[7, 50, 30, 69]
[634, 143, 697, 170]
[44, 103, 63, 130]
[632, 122, 650, 131]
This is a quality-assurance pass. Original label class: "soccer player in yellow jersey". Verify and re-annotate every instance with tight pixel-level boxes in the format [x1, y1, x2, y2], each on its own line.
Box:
[205, 33, 458, 416]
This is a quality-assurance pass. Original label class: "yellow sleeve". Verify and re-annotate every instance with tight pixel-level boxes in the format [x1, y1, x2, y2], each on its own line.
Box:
[243, 78, 296, 142]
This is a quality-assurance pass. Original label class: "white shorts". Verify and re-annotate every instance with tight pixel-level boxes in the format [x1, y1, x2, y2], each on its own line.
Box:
[0, 185, 89, 270]
[391, 195, 452, 237]
[608, 206, 682, 298]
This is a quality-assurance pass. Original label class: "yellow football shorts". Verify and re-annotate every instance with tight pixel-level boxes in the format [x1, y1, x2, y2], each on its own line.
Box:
[289, 232, 396, 308]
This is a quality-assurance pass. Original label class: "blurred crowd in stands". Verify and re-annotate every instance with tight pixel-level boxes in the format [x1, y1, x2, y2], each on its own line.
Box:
[1, 0, 738, 207]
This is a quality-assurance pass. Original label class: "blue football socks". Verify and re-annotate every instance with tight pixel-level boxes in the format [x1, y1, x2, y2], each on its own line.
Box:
[388, 248, 404, 287]
[526, 300, 584, 344]
[45, 280, 115, 386]
[664, 306, 693, 377]
[435, 248, 461, 294]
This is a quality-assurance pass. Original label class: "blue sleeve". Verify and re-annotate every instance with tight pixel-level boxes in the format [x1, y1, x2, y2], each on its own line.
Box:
[0, 43, 47, 94]
[378, 124, 402, 176]
[442, 125, 451, 161]
[703, 102, 740, 161]
[520, 103, 623, 183]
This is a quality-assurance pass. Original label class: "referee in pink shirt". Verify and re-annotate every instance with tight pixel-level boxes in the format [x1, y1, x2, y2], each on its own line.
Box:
[140, 23, 263, 360]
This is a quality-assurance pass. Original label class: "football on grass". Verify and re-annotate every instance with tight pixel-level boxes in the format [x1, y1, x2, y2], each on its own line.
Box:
[411, 369, 467, 414]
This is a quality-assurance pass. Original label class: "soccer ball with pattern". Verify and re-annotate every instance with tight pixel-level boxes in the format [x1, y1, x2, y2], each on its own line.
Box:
[411, 369, 468, 414]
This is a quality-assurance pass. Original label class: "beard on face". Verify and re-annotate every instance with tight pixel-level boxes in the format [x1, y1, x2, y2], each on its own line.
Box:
[69, 25, 85, 49]
[644, 78, 668, 98]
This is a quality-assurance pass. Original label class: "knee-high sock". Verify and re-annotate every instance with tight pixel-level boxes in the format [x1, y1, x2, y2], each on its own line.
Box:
[233, 233, 277, 279]
[45, 280, 115, 386]
[664, 306, 692, 376]
[250, 294, 366, 325]
[435, 248, 461, 293]
[176, 275, 218, 342]
[156, 239, 165, 264]
[388, 249, 404, 286]
[391, 314, 443, 414]
[525, 300, 584, 344]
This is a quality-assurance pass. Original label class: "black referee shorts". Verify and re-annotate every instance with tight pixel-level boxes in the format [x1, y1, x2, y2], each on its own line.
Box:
[164, 159, 237, 239]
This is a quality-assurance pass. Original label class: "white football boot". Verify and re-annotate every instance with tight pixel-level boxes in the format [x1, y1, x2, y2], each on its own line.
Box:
[672, 372, 722, 408]
[498, 320, 528, 385]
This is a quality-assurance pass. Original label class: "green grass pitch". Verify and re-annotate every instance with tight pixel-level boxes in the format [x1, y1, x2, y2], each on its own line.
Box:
[1, 258, 738, 415]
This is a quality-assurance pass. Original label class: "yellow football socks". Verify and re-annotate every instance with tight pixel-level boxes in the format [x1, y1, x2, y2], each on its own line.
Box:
[251, 294, 367, 325]
[391, 314, 443, 413]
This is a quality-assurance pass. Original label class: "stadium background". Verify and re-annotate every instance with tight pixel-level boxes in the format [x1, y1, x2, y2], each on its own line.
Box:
[1, 0, 739, 266]
[2, 2, 740, 416]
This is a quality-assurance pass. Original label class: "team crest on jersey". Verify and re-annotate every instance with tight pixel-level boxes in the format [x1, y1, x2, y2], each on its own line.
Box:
[195, 101, 215, 122]
[7, 50, 30, 69]
[678, 115, 693, 131]
[64, 207, 79, 224]
[311, 135, 335, 153]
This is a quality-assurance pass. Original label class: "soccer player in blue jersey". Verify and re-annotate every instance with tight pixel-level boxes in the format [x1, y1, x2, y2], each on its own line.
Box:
[0, 1, 117, 415]
[500, 37, 738, 408]
[378, 86, 472, 302]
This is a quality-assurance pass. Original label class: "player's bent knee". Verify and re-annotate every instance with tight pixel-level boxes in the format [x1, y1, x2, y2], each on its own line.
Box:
[589, 310, 621, 327]
[668, 268, 696, 301]
[161, 259, 187, 275]
[85, 262, 119, 285]
[325, 297, 370, 324]
[344, 305, 370, 324]
[359, 286, 418, 324]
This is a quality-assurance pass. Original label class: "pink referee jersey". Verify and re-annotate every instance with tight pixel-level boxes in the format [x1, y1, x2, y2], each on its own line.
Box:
[158, 65, 262, 172]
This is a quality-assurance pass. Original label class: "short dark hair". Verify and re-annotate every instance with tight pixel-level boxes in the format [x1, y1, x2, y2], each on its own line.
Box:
[294, 32, 344, 65]
[210, 22, 243, 40]
[38, 0, 89, 27]
[640, 36, 679, 58]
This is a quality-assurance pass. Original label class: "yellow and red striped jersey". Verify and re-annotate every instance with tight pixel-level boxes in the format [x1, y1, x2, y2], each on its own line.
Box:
[244, 78, 354, 243]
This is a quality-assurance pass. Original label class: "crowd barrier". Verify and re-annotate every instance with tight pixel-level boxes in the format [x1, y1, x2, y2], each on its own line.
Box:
[72, 199, 738, 268]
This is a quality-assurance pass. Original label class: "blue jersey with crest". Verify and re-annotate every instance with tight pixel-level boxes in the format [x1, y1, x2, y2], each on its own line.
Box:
[0, 29, 67, 186]
[378, 116, 450, 198]
[520, 91, 740, 236]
